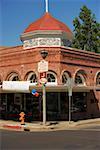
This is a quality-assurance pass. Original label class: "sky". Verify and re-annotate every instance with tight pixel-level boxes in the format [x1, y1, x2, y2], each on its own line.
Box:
[0, 0, 100, 46]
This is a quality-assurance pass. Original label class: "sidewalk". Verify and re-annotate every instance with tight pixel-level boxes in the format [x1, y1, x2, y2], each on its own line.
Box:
[0, 118, 100, 132]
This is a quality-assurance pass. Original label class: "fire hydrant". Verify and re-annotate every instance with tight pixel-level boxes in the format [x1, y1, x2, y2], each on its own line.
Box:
[19, 112, 25, 125]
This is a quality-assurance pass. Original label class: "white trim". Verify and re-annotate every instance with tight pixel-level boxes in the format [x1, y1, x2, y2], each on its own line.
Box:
[23, 38, 61, 49]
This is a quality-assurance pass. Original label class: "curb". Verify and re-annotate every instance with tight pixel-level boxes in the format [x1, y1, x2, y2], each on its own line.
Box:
[0, 118, 100, 131]
[75, 118, 100, 126]
[1, 124, 23, 131]
[3, 124, 22, 129]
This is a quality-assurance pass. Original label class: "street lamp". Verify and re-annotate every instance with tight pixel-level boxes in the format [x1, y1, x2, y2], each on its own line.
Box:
[40, 50, 48, 59]
[40, 50, 48, 125]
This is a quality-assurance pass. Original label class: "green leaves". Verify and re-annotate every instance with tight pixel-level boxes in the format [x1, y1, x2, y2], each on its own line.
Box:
[72, 5, 100, 53]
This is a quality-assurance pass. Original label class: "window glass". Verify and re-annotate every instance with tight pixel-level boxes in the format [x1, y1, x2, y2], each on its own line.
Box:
[29, 74, 37, 83]
[75, 75, 83, 84]
[75, 74, 85, 85]
[47, 73, 55, 82]
[26, 72, 37, 83]
[96, 72, 100, 85]
[12, 76, 19, 81]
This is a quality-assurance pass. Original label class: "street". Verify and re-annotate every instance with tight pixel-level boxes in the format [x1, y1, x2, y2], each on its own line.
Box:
[0, 126, 100, 150]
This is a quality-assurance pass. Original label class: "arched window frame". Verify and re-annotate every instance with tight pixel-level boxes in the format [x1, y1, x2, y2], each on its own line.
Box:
[46, 71, 57, 85]
[96, 72, 100, 85]
[8, 73, 20, 81]
[25, 71, 37, 83]
[75, 73, 86, 86]
[0, 79, 2, 85]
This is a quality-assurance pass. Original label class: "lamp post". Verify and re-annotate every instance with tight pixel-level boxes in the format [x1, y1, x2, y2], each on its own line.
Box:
[39, 50, 48, 125]
[67, 78, 74, 124]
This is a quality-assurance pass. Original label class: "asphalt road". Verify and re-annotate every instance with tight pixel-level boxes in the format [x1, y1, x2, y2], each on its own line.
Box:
[0, 128, 100, 150]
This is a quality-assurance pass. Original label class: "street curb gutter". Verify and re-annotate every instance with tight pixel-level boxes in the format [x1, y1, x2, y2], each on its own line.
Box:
[75, 118, 100, 126]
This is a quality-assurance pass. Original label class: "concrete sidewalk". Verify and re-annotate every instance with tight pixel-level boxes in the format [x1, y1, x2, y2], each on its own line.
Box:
[0, 118, 100, 132]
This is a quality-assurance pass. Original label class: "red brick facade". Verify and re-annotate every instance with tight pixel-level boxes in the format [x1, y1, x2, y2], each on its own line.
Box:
[0, 12, 100, 121]
[0, 46, 100, 86]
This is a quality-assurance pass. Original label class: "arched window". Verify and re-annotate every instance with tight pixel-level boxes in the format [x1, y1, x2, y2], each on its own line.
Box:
[47, 73, 55, 82]
[96, 72, 100, 85]
[47, 71, 57, 84]
[12, 76, 19, 81]
[75, 73, 86, 85]
[62, 71, 71, 84]
[75, 75, 83, 84]
[75, 70, 86, 86]
[25, 71, 37, 83]
[7, 72, 20, 81]
[0, 79, 2, 85]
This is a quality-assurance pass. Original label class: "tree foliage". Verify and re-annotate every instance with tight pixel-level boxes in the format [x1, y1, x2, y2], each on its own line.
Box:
[72, 5, 100, 53]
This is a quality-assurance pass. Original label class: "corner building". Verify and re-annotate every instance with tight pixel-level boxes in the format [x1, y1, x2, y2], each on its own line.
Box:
[0, 12, 100, 121]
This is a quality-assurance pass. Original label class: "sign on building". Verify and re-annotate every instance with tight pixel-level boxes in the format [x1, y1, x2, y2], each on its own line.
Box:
[2, 81, 30, 91]
[38, 60, 48, 73]
[67, 78, 74, 96]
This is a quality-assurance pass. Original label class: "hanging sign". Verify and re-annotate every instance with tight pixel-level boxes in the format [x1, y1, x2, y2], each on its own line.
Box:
[38, 60, 48, 73]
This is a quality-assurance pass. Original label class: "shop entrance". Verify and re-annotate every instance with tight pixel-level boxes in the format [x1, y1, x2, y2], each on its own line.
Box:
[25, 93, 42, 121]
[0, 91, 88, 122]
[0, 93, 42, 122]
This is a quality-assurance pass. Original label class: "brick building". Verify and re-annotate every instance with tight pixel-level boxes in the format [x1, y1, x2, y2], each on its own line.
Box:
[0, 12, 100, 121]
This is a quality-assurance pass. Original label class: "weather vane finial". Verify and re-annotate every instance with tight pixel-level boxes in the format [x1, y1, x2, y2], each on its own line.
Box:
[45, 0, 49, 12]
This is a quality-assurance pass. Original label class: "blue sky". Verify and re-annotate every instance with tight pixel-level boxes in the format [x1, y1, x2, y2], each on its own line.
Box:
[0, 0, 100, 46]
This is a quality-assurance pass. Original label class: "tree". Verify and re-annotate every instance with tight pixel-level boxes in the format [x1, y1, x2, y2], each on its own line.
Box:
[72, 5, 100, 53]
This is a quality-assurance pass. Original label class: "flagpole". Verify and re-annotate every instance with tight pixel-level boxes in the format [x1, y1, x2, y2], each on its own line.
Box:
[45, 0, 48, 12]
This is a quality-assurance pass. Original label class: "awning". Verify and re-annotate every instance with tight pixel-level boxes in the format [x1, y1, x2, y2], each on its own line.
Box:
[0, 85, 99, 93]
[29, 85, 100, 93]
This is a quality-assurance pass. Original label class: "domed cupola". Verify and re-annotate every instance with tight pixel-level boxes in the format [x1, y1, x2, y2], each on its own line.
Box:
[20, 12, 73, 49]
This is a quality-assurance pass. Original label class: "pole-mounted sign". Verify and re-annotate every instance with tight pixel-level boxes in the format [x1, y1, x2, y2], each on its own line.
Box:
[38, 58, 48, 125]
[66, 78, 74, 124]
[67, 78, 74, 96]
[39, 72, 47, 84]
[38, 60, 48, 73]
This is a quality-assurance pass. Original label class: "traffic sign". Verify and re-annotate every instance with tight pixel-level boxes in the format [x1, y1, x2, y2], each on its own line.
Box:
[67, 78, 74, 96]
[38, 60, 48, 73]
[40, 72, 46, 79]
[39, 78, 47, 84]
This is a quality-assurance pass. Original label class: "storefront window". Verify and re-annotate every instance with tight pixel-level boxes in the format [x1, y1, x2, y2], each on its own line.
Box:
[72, 93, 87, 112]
